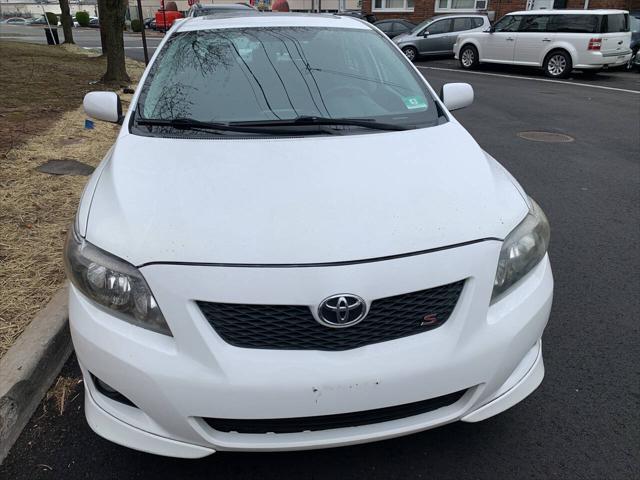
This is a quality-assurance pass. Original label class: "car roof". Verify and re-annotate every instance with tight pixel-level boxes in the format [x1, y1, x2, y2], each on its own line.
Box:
[375, 19, 413, 23]
[426, 13, 488, 20]
[176, 13, 371, 33]
[507, 9, 629, 15]
[192, 4, 254, 9]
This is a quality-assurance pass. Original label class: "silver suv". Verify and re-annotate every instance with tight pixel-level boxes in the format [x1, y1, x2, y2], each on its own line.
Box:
[393, 14, 490, 61]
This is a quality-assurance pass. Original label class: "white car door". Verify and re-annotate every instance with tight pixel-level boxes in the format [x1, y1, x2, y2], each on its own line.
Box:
[481, 15, 522, 63]
[514, 14, 553, 65]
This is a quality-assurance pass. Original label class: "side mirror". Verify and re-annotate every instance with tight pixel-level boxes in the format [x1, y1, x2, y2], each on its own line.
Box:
[83, 91, 123, 124]
[486, 26, 495, 33]
[440, 83, 474, 111]
[423, 31, 430, 37]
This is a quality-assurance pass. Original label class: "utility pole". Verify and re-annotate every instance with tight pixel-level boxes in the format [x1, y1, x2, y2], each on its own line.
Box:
[41, 5, 56, 44]
[136, 0, 149, 64]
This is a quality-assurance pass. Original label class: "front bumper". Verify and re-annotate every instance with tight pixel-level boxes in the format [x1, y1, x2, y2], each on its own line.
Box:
[70, 241, 553, 457]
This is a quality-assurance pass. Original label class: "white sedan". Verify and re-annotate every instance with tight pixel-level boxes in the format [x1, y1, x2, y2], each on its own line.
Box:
[68, 13, 553, 458]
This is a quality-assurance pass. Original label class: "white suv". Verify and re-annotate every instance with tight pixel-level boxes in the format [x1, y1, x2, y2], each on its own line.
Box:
[455, 9, 632, 78]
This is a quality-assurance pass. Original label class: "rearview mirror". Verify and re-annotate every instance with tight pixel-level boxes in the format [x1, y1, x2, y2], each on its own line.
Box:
[440, 83, 474, 111]
[83, 91, 123, 124]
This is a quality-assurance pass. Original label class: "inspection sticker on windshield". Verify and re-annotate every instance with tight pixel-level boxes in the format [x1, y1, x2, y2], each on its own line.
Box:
[402, 96, 427, 110]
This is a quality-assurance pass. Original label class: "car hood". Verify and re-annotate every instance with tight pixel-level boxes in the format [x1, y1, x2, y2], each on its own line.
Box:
[85, 122, 528, 266]
[393, 33, 411, 43]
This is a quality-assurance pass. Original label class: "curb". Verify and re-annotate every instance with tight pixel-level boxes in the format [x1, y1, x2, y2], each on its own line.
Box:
[0, 285, 72, 464]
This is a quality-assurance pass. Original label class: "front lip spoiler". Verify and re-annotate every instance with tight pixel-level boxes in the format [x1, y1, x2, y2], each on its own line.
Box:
[136, 237, 502, 269]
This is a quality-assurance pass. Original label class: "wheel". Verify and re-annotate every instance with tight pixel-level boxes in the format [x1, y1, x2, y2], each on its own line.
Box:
[459, 45, 478, 70]
[402, 46, 418, 62]
[544, 50, 572, 78]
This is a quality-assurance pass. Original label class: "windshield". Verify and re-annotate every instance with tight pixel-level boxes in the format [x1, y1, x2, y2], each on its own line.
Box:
[411, 17, 434, 34]
[192, 7, 251, 17]
[134, 26, 441, 136]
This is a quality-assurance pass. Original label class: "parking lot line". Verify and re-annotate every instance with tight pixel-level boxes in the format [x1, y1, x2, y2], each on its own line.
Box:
[417, 66, 640, 95]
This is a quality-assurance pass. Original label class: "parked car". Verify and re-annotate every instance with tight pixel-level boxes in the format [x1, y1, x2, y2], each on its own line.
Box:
[88, 17, 99, 28]
[455, 9, 632, 78]
[26, 15, 60, 26]
[393, 14, 490, 61]
[338, 10, 377, 23]
[3, 17, 30, 25]
[27, 16, 48, 25]
[58, 15, 79, 27]
[75, 14, 553, 458]
[374, 19, 415, 39]
[187, 3, 256, 17]
[629, 11, 640, 69]
[143, 17, 154, 29]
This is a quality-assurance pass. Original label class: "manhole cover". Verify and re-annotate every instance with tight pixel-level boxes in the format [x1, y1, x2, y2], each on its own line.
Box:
[36, 159, 95, 176]
[517, 131, 574, 143]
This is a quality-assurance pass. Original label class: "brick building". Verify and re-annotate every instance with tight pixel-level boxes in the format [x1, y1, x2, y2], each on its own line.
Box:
[362, 0, 640, 24]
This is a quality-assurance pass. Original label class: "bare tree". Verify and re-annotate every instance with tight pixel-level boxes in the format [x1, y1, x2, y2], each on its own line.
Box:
[58, 0, 74, 44]
[98, 0, 130, 84]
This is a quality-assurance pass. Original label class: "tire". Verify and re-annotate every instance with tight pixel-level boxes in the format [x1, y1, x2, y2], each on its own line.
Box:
[543, 50, 572, 79]
[459, 45, 479, 70]
[402, 46, 418, 62]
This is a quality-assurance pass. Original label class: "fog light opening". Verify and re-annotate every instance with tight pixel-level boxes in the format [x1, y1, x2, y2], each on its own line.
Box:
[91, 374, 138, 408]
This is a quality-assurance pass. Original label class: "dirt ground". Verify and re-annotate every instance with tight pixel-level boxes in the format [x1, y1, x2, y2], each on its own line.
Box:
[0, 41, 144, 357]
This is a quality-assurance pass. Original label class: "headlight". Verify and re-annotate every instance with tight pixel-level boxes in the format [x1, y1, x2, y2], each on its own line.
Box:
[64, 226, 171, 335]
[492, 198, 550, 302]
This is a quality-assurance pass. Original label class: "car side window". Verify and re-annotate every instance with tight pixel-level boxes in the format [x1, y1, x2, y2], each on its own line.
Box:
[604, 14, 629, 33]
[493, 15, 522, 33]
[472, 18, 484, 28]
[518, 15, 551, 33]
[426, 19, 452, 35]
[547, 14, 600, 33]
[452, 18, 474, 32]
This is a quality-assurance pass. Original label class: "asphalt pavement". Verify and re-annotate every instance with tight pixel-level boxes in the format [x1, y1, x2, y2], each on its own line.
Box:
[1, 46, 639, 479]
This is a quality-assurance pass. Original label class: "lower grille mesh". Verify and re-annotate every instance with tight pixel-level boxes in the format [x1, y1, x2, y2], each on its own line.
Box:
[203, 389, 467, 434]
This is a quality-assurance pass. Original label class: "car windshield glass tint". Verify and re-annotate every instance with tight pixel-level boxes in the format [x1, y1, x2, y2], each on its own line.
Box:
[194, 8, 244, 17]
[136, 27, 440, 131]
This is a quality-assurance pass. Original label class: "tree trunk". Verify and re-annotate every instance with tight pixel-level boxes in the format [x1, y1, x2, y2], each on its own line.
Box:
[98, 0, 130, 84]
[59, 0, 74, 44]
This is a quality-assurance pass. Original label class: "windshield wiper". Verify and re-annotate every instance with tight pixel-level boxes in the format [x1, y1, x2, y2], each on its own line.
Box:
[137, 117, 249, 133]
[231, 116, 410, 131]
[136, 117, 345, 135]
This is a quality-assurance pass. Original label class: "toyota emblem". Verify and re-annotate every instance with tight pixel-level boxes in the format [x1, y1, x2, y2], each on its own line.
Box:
[317, 294, 367, 328]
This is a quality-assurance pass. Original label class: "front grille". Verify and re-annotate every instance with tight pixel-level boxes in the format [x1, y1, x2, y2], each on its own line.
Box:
[203, 389, 467, 434]
[197, 280, 464, 351]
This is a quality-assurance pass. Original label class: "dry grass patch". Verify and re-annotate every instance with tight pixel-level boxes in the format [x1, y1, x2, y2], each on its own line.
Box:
[44, 376, 83, 416]
[0, 41, 144, 357]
